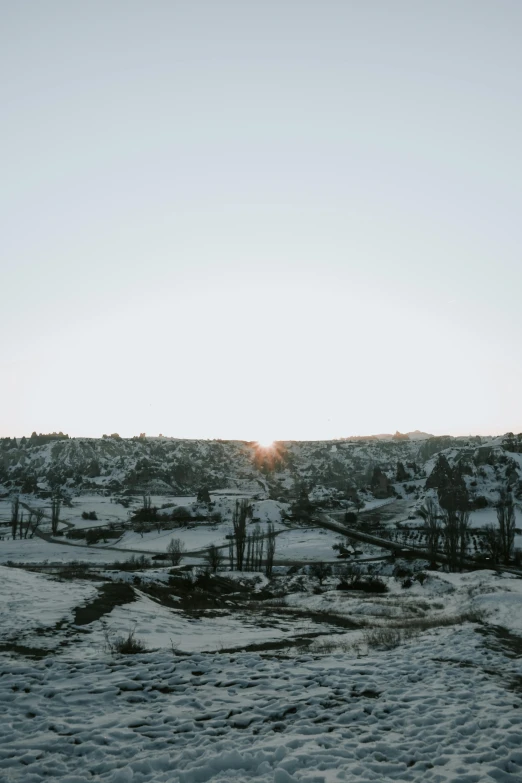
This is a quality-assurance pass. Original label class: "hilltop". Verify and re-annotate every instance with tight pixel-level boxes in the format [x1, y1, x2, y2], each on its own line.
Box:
[1, 432, 521, 511]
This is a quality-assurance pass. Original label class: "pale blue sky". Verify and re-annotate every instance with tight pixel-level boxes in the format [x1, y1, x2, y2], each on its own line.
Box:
[2, 1, 522, 440]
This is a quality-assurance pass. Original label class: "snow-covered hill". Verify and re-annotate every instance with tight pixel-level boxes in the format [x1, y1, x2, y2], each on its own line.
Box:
[1, 434, 521, 508]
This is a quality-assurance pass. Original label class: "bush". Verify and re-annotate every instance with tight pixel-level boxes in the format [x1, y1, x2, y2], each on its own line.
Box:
[393, 564, 412, 578]
[104, 627, 148, 655]
[309, 562, 332, 585]
[66, 528, 85, 540]
[364, 627, 403, 650]
[337, 576, 388, 594]
[81, 511, 98, 520]
[85, 529, 101, 545]
[171, 507, 192, 523]
[107, 555, 151, 571]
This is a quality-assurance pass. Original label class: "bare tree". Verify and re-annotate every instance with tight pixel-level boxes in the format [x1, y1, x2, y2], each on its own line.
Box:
[244, 525, 264, 571]
[10, 496, 20, 539]
[228, 536, 235, 571]
[254, 526, 264, 571]
[245, 532, 252, 571]
[310, 561, 332, 585]
[457, 509, 470, 570]
[27, 508, 44, 538]
[205, 544, 223, 573]
[442, 509, 459, 572]
[232, 499, 250, 571]
[265, 523, 276, 578]
[419, 497, 441, 562]
[483, 524, 501, 564]
[497, 487, 516, 564]
[167, 538, 185, 566]
[51, 496, 61, 536]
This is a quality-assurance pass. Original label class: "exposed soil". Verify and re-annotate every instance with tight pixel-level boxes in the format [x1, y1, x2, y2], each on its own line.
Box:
[73, 582, 136, 625]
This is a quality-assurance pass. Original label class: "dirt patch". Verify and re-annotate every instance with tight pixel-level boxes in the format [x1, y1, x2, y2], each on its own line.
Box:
[476, 624, 522, 659]
[0, 643, 51, 659]
[74, 582, 136, 625]
[217, 631, 332, 655]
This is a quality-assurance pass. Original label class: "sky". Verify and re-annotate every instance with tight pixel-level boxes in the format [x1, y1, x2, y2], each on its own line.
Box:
[2, 1, 522, 442]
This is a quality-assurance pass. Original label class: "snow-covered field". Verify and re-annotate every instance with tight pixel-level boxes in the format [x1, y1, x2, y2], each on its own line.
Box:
[1, 562, 522, 782]
[1, 474, 522, 782]
[113, 526, 224, 553]
[80, 591, 332, 656]
[274, 528, 343, 561]
[0, 537, 127, 565]
[0, 567, 97, 650]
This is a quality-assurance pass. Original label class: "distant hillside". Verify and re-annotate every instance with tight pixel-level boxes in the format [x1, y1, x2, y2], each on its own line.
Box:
[1, 432, 521, 507]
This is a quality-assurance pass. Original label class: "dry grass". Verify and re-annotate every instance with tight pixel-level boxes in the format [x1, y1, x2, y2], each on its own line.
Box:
[103, 626, 148, 655]
[310, 609, 487, 655]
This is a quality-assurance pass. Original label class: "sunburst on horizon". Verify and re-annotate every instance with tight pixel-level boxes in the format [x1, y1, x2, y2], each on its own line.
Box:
[256, 438, 276, 449]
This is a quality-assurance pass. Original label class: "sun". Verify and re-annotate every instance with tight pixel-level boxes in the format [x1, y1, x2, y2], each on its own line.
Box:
[256, 437, 275, 449]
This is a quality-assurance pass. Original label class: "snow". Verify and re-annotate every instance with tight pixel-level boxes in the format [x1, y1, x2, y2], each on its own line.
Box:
[468, 507, 502, 529]
[112, 525, 227, 554]
[60, 495, 132, 529]
[0, 537, 129, 565]
[274, 528, 342, 561]
[361, 498, 396, 511]
[0, 565, 97, 648]
[0, 566, 522, 781]
[86, 592, 332, 655]
[1, 625, 521, 782]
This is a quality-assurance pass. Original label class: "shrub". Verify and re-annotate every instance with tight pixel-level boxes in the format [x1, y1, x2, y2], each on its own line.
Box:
[393, 564, 412, 578]
[104, 627, 148, 655]
[309, 562, 332, 585]
[81, 511, 98, 520]
[85, 529, 101, 545]
[337, 576, 388, 594]
[171, 507, 192, 523]
[107, 555, 151, 571]
[364, 627, 403, 650]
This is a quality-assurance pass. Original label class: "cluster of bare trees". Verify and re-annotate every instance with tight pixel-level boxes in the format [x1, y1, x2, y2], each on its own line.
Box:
[418, 497, 440, 562]
[419, 496, 470, 571]
[443, 509, 470, 572]
[164, 499, 278, 578]
[420, 483, 517, 570]
[167, 537, 185, 565]
[226, 500, 277, 576]
[229, 499, 250, 571]
[10, 496, 45, 539]
[484, 487, 516, 565]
